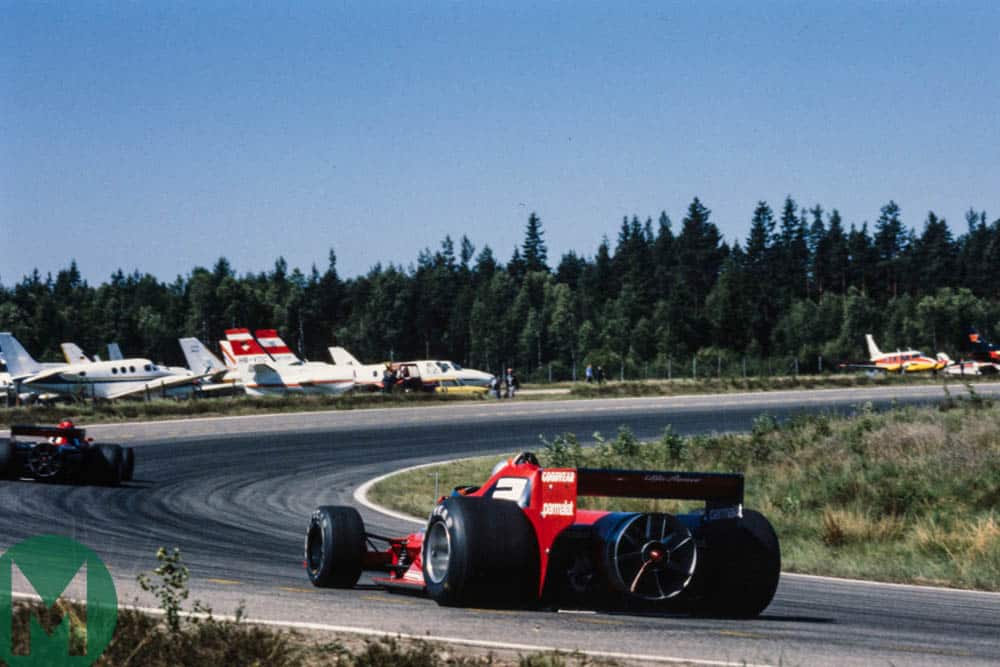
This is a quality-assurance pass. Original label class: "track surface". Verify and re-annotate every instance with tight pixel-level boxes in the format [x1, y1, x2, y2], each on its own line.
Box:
[4, 384, 1000, 666]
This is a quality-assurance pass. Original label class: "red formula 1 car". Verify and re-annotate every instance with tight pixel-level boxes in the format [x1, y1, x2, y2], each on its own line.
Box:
[0, 422, 135, 485]
[305, 453, 780, 617]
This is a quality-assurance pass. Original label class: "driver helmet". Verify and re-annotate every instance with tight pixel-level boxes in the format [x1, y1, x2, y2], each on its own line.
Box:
[52, 418, 75, 445]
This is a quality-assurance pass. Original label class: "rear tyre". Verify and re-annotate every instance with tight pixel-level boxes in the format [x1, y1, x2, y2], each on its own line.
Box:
[689, 509, 780, 618]
[122, 447, 135, 482]
[423, 496, 539, 607]
[305, 506, 365, 588]
[87, 444, 123, 486]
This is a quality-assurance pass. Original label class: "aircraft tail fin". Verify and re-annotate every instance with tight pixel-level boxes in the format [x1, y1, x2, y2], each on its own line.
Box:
[61, 342, 92, 364]
[179, 337, 226, 375]
[107, 342, 124, 361]
[865, 334, 882, 360]
[937, 352, 952, 364]
[225, 329, 272, 366]
[329, 346, 362, 366]
[254, 329, 301, 364]
[218, 340, 237, 369]
[0, 333, 44, 377]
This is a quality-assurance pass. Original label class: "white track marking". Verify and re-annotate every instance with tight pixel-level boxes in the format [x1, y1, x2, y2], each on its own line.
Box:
[783, 572, 1000, 597]
[353, 459, 466, 525]
[9, 592, 774, 667]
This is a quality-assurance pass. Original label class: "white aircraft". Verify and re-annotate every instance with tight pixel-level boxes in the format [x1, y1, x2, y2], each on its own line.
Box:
[0, 332, 207, 400]
[328, 347, 494, 390]
[178, 337, 242, 393]
[223, 328, 354, 396]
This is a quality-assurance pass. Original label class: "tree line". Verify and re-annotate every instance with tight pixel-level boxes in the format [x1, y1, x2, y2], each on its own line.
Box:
[2, 198, 999, 379]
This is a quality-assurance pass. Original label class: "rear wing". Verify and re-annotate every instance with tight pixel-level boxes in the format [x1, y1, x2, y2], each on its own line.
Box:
[576, 468, 743, 509]
[10, 424, 87, 441]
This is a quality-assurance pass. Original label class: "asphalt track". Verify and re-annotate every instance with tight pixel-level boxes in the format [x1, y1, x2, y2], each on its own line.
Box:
[3, 383, 1000, 666]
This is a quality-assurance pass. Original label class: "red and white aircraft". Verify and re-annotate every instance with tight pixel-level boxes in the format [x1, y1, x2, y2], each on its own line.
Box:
[222, 329, 354, 396]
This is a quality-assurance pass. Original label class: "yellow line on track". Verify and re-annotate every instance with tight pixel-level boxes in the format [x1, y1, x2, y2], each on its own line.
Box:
[717, 630, 767, 640]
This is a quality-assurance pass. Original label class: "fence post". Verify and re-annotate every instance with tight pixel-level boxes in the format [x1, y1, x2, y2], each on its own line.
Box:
[692, 356, 697, 379]
[795, 357, 799, 376]
[668, 358, 672, 381]
[742, 357, 746, 378]
[818, 355, 823, 373]
[717, 355, 721, 378]
[548, 363, 552, 383]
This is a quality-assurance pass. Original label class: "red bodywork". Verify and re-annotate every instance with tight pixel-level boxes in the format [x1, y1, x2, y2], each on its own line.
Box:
[366, 457, 743, 597]
[10, 424, 89, 447]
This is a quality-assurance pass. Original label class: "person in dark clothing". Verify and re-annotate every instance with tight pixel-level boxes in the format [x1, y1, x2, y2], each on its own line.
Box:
[596, 366, 605, 384]
[382, 366, 396, 394]
[505, 368, 519, 398]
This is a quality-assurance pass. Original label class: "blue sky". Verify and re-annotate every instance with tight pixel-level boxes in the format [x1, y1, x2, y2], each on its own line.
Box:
[2, 2, 998, 285]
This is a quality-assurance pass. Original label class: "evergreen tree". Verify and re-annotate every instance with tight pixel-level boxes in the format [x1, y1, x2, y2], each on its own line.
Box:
[652, 212, 675, 303]
[522, 212, 549, 273]
[873, 201, 908, 298]
[913, 212, 956, 290]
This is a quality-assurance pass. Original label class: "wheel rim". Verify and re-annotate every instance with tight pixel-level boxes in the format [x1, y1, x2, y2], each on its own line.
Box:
[306, 523, 324, 574]
[28, 444, 61, 479]
[610, 513, 697, 600]
[424, 520, 451, 584]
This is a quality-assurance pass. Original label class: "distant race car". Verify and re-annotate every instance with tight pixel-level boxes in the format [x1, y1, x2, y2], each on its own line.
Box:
[305, 452, 780, 617]
[0, 422, 135, 485]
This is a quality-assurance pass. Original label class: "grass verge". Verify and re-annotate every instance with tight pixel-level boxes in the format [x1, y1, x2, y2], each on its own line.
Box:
[568, 372, 994, 398]
[0, 391, 486, 428]
[6, 547, 624, 666]
[369, 391, 1000, 591]
[9, 599, 622, 666]
[4, 372, 992, 428]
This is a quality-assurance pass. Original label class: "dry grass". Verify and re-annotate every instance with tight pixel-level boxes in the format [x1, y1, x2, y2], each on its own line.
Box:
[371, 397, 1000, 591]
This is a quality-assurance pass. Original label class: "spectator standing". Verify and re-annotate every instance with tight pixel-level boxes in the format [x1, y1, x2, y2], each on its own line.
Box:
[596, 366, 606, 384]
[585, 364, 594, 383]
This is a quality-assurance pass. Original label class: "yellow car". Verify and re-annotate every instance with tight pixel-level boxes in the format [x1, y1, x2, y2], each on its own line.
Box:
[433, 378, 489, 395]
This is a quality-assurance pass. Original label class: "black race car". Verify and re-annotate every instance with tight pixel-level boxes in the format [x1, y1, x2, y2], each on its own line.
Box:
[0, 423, 134, 485]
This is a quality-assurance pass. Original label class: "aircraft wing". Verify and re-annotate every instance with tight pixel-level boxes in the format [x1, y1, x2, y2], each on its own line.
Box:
[837, 363, 889, 372]
[20, 367, 72, 384]
[104, 373, 207, 400]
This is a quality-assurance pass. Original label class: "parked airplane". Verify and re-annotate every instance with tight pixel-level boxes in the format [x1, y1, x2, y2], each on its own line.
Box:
[224, 329, 354, 396]
[0, 332, 207, 400]
[862, 334, 950, 373]
[944, 328, 1000, 376]
[178, 337, 242, 392]
[328, 347, 494, 390]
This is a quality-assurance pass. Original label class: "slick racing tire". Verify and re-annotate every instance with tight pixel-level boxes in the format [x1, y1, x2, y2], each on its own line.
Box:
[122, 447, 135, 482]
[0, 439, 13, 479]
[87, 444, 124, 486]
[689, 509, 780, 618]
[422, 496, 539, 608]
[305, 506, 365, 588]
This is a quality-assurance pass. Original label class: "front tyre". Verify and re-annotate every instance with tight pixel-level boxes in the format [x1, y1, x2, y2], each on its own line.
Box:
[122, 447, 135, 482]
[423, 496, 539, 607]
[0, 439, 14, 479]
[305, 506, 365, 588]
[86, 444, 123, 486]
